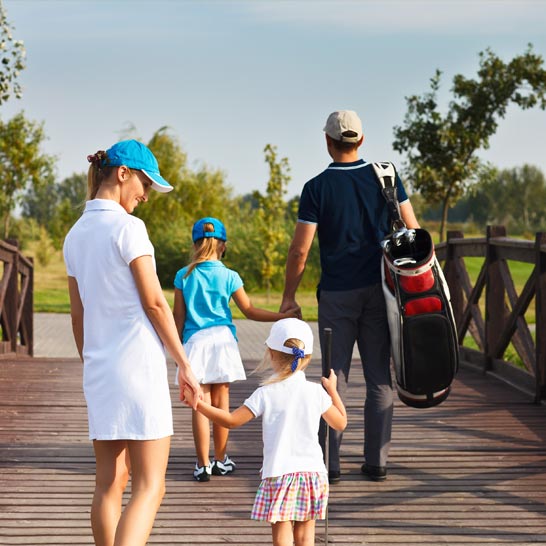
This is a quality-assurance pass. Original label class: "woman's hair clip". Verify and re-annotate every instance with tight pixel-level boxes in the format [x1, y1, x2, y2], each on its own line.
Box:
[87, 150, 107, 165]
[291, 347, 305, 372]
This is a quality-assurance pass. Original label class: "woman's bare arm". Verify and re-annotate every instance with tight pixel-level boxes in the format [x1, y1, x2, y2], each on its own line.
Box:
[130, 255, 201, 406]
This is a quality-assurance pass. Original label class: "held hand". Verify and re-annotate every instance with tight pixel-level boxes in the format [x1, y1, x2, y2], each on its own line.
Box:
[181, 386, 196, 407]
[321, 369, 338, 394]
[177, 365, 202, 410]
[282, 305, 301, 319]
[279, 299, 302, 319]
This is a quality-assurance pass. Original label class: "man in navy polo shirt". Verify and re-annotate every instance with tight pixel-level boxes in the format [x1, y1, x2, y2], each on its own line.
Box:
[280, 110, 420, 484]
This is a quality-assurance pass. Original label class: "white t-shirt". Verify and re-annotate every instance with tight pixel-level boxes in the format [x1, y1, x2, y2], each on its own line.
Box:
[63, 199, 173, 440]
[244, 370, 332, 479]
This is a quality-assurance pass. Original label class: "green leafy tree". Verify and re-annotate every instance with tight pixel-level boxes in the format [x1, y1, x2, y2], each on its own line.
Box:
[56, 171, 87, 206]
[22, 172, 86, 249]
[136, 127, 235, 229]
[21, 172, 57, 226]
[134, 127, 236, 286]
[223, 197, 263, 291]
[393, 45, 546, 241]
[0, 0, 25, 106]
[50, 173, 87, 248]
[0, 112, 55, 238]
[253, 144, 291, 298]
[465, 164, 546, 234]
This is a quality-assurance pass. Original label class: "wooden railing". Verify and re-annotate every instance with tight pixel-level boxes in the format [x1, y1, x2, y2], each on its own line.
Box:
[436, 226, 546, 403]
[0, 239, 33, 357]
[0, 227, 544, 403]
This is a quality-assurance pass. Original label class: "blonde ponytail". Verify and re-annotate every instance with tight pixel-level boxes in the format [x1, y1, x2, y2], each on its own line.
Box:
[256, 338, 311, 385]
[184, 222, 224, 278]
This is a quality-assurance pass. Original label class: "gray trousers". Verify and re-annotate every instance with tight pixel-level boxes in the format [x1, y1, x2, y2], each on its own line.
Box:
[318, 284, 393, 470]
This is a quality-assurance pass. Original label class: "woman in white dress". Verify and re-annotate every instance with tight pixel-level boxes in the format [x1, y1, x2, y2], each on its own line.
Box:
[63, 139, 201, 546]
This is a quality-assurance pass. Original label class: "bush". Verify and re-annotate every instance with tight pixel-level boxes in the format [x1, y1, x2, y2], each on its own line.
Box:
[151, 219, 193, 288]
[35, 226, 55, 267]
[6, 216, 40, 251]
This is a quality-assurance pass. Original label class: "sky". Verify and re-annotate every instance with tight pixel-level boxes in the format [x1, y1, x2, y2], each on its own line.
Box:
[2, 0, 546, 199]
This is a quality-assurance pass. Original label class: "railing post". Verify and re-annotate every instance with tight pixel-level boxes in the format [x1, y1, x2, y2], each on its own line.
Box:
[485, 226, 506, 373]
[19, 254, 34, 357]
[5, 238, 19, 354]
[445, 230, 464, 335]
[535, 232, 546, 403]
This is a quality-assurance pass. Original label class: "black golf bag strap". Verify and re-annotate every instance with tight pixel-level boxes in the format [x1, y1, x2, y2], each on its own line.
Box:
[372, 162, 406, 231]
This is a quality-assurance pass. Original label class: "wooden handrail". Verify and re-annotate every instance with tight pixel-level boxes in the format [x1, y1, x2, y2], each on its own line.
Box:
[437, 226, 546, 403]
[0, 239, 33, 358]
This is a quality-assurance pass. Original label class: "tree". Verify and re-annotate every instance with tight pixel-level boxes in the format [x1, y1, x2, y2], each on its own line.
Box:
[134, 127, 237, 286]
[0, 112, 55, 237]
[22, 171, 86, 249]
[21, 172, 57, 226]
[253, 144, 291, 298]
[393, 46, 546, 241]
[0, 1, 25, 106]
[50, 173, 87, 248]
[467, 164, 546, 234]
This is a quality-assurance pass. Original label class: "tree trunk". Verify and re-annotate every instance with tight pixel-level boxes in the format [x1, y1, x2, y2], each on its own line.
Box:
[3, 212, 10, 239]
[440, 196, 450, 242]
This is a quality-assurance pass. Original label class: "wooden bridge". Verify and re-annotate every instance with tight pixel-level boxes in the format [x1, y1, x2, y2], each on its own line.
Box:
[1, 228, 546, 545]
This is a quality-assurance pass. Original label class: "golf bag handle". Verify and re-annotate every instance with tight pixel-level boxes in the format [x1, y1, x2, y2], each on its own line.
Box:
[372, 162, 406, 231]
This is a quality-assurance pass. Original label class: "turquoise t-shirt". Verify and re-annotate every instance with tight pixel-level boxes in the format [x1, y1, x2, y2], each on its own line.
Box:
[173, 261, 243, 343]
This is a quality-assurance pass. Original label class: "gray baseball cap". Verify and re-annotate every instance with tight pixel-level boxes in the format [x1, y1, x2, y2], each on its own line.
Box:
[323, 110, 363, 143]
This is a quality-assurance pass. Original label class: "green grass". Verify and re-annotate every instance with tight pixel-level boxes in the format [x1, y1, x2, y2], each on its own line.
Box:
[29, 244, 73, 313]
[34, 289, 71, 313]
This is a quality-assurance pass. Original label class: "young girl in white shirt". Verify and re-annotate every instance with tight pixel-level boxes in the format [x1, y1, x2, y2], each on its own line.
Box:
[183, 318, 347, 546]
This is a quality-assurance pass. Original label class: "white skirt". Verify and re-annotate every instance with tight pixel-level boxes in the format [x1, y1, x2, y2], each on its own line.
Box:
[176, 325, 246, 385]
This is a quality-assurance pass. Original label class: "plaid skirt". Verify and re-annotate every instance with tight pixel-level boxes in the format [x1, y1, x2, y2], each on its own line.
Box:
[251, 472, 329, 523]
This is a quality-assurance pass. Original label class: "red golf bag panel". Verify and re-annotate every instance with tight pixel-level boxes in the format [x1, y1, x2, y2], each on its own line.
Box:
[381, 228, 459, 408]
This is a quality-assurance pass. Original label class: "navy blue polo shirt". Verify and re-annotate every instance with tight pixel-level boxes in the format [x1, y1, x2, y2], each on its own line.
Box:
[298, 159, 408, 291]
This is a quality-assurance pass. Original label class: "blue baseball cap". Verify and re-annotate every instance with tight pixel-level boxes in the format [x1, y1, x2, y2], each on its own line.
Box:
[192, 217, 227, 242]
[103, 139, 174, 193]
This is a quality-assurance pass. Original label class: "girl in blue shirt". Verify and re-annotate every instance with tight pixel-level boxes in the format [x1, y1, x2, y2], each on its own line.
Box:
[174, 217, 297, 482]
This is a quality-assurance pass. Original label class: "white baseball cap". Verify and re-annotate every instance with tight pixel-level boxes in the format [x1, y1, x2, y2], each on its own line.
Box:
[323, 110, 363, 143]
[265, 318, 314, 355]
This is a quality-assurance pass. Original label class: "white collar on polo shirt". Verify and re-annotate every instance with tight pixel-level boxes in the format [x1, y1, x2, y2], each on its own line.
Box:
[84, 199, 127, 213]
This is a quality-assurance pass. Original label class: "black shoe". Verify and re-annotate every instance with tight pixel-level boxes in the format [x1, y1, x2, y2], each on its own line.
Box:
[328, 470, 341, 484]
[211, 455, 236, 476]
[361, 463, 387, 482]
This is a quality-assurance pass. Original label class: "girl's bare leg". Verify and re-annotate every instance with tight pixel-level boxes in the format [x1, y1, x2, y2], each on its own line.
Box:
[211, 383, 230, 461]
[91, 440, 130, 546]
[192, 385, 211, 466]
[113, 437, 170, 546]
[271, 521, 294, 546]
[294, 520, 316, 546]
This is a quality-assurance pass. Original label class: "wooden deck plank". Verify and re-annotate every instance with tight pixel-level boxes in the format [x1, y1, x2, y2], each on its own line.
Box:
[1, 357, 546, 545]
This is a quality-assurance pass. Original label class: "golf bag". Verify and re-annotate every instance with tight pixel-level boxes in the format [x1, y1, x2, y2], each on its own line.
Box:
[373, 162, 459, 408]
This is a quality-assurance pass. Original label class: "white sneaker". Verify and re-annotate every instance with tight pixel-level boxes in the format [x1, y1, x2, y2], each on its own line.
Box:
[211, 455, 236, 476]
